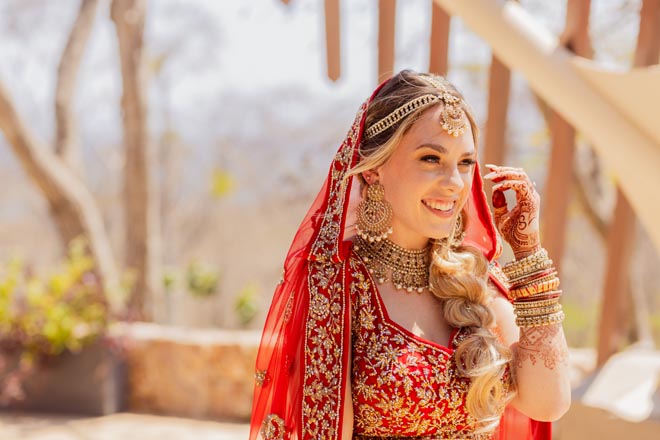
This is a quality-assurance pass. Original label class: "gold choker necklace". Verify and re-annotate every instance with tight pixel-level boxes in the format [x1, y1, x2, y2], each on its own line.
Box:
[354, 236, 431, 293]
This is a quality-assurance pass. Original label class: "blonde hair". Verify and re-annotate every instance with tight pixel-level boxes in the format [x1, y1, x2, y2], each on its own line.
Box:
[346, 70, 514, 433]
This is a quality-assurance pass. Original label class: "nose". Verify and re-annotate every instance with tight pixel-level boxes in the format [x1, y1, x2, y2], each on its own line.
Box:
[439, 164, 464, 194]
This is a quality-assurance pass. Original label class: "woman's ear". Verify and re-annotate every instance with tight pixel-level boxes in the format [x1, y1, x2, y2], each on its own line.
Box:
[361, 169, 379, 185]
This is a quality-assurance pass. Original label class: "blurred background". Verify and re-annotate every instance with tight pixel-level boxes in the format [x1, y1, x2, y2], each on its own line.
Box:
[0, 0, 658, 439]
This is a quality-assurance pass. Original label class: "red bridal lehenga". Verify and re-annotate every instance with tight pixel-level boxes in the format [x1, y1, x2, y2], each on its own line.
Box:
[249, 80, 551, 440]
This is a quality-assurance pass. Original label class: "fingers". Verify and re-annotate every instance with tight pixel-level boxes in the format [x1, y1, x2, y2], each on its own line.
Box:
[485, 164, 524, 174]
[491, 179, 532, 203]
[483, 167, 533, 186]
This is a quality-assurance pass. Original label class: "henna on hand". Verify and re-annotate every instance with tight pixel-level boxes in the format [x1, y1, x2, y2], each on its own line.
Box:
[484, 165, 541, 259]
[513, 323, 569, 370]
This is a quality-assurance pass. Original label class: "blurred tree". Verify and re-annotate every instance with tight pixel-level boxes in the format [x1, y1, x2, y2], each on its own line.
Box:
[111, 0, 161, 321]
[0, 0, 120, 302]
[0, 0, 161, 321]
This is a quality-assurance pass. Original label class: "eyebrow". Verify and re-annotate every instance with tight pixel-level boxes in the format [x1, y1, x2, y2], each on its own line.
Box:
[416, 143, 476, 157]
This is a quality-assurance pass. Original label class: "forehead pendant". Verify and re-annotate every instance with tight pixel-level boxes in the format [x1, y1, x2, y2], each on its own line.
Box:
[364, 75, 467, 139]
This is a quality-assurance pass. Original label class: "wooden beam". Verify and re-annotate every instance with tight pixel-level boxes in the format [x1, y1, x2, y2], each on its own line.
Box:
[597, 190, 636, 366]
[635, 0, 660, 66]
[543, 113, 575, 275]
[429, 3, 450, 76]
[597, 0, 660, 366]
[378, 0, 396, 83]
[324, 0, 341, 81]
[542, 0, 591, 274]
[482, 57, 510, 204]
[431, 0, 660, 250]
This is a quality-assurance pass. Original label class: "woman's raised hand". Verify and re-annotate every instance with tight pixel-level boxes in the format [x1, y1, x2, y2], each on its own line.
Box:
[483, 164, 541, 259]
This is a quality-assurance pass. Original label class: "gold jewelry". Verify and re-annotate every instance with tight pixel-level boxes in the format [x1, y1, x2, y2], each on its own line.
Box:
[503, 258, 553, 280]
[513, 297, 561, 309]
[355, 182, 393, 242]
[514, 303, 563, 317]
[503, 248, 550, 278]
[432, 213, 465, 249]
[354, 236, 430, 293]
[510, 278, 561, 299]
[421, 75, 467, 137]
[516, 310, 565, 328]
[364, 76, 467, 139]
[514, 274, 560, 290]
[509, 269, 557, 287]
[514, 289, 563, 303]
[488, 262, 511, 290]
[365, 94, 440, 138]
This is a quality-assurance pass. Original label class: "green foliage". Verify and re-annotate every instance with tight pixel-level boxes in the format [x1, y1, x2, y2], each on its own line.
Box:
[211, 169, 236, 198]
[0, 238, 110, 359]
[234, 282, 259, 327]
[162, 267, 177, 294]
[185, 260, 220, 298]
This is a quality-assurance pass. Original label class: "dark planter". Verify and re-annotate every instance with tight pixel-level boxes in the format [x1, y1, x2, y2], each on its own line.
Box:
[0, 340, 126, 416]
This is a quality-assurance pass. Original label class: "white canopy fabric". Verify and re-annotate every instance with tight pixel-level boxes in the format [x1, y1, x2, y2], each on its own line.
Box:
[434, 0, 660, 250]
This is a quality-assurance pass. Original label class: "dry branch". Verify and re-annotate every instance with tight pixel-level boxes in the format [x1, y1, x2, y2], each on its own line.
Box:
[55, 0, 100, 169]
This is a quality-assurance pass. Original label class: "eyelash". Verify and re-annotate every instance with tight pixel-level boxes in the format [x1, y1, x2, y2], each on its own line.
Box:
[421, 155, 477, 167]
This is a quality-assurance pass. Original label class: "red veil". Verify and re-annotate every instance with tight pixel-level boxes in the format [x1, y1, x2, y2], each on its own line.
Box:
[249, 79, 550, 440]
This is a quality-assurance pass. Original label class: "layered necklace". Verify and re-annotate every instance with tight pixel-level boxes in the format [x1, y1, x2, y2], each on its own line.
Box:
[354, 235, 431, 293]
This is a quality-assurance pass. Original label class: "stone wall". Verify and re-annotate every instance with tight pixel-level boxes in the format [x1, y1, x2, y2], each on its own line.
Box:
[114, 323, 260, 421]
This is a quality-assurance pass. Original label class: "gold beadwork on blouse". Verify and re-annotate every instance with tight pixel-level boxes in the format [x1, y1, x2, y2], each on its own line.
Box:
[349, 254, 493, 439]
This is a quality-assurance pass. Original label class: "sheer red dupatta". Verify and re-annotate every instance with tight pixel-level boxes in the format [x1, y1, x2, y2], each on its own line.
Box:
[248, 78, 550, 440]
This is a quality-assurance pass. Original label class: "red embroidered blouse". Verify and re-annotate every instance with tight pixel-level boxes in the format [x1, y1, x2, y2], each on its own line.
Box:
[349, 251, 505, 440]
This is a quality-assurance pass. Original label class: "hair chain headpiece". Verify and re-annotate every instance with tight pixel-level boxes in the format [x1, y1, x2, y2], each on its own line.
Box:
[364, 94, 440, 139]
[364, 76, 467, 139]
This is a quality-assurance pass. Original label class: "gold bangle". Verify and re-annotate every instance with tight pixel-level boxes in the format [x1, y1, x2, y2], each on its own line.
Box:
[510, 272, 559, 289]
[514, 304, 563, 317]
[513, 297, 561, 309]
[516, 311, 565, 328]
[504, 248, 548, 270]
[508, 267, 556, 284]
[504, 259, 554, 279]
[510, 278, 561, 299]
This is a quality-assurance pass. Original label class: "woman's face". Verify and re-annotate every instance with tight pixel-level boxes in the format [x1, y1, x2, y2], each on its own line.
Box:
[364, 105, 476, 249]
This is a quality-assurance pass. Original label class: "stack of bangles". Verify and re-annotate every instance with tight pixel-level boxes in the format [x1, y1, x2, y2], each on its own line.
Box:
[503, 248, 564, 328]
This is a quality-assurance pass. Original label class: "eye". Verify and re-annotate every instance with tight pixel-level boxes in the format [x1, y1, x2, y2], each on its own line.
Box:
[421, 155, 441, 164]
[460, 158, 477, 167]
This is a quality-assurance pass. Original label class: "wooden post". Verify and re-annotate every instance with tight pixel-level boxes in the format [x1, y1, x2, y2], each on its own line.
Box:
[324, 0, 341, 81]
[597, 191, 637, 366]
[482, 57, 510, 202]
[635, 0, 660, 67]
[543, 112, 575, 275]
[429, 3, 450, 76]
[542, 0, 591, 274]
[597, 0, 660, 366]
[378, 0, 396, 83]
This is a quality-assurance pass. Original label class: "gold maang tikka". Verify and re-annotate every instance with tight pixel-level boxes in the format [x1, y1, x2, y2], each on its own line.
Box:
[364, 75, 467, 139]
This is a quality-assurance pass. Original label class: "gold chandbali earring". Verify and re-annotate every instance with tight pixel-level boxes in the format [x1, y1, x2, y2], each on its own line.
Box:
[355, 182, 393, 242]
[433, 213, 465, 249]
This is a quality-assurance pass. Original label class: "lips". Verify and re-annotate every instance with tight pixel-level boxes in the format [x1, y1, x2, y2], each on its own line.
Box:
[422, 199, 456, 212]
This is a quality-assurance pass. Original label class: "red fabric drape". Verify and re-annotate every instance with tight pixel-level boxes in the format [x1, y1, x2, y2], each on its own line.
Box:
[249, 76, 550, 440]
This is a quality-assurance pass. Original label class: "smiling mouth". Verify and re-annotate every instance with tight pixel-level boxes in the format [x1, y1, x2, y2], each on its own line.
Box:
[422, 199, 456, 213]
